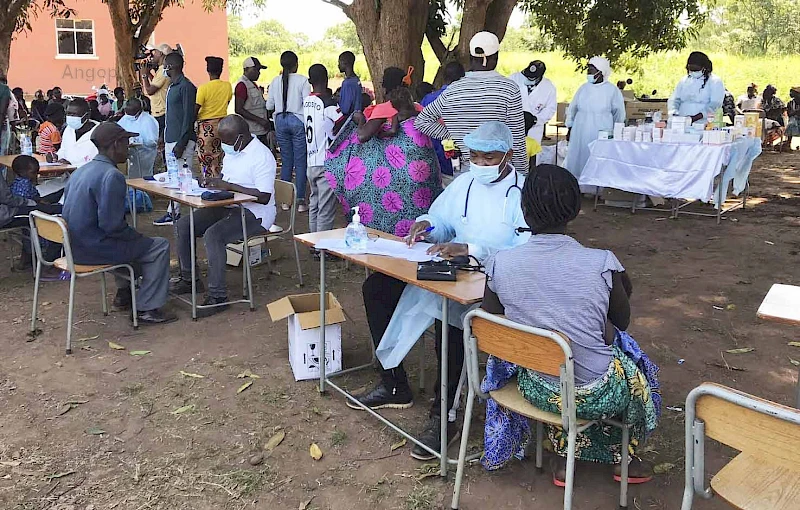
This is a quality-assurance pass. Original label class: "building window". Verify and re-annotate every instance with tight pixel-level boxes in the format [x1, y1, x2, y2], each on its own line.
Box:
[56, 19, 95, 56]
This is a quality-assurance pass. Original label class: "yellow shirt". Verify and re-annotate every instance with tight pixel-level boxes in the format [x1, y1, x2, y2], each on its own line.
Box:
[196, 79, 233, 120]
[149, 65, 169, 117]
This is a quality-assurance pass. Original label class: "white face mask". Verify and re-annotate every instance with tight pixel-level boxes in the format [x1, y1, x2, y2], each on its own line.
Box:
[469, 154, 508, 185]
[163, 68, 170, 78]
[587, 72, 599, 84]
[66, 115, 85, 130]
[123, 113, 140, 122]
[689, 70, 703, 79]
[221, 134, 243, 156]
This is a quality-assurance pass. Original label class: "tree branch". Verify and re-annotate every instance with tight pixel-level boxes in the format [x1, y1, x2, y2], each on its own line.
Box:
[426, 26, 448, 63]
[321, 0, 351, 15]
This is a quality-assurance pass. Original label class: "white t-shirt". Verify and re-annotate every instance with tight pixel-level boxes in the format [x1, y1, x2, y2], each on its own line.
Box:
[266, 73, 311, 121]
[303, 94, 342, 167]
[221, 136, 277, 230]
[57, 121, 99, 168]
[7, 93, 18, 121]
[117, 112, 160, 146]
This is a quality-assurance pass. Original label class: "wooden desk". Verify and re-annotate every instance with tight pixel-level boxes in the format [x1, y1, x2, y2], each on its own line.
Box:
[127, 178, 257, 319]
[295, 227, 486, 478]
[758, 284, 800, 406]
[295, 228, 485, 306]
[0, 153, 76, 178]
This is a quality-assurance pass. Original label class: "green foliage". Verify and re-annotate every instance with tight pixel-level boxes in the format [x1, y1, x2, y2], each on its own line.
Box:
[500, 25, 555, 53]
[692, 0, 800, 55]
[323, 21, 362, 53]
[8, 0, 75, 34]
[228, 16, 309, 56]
[522, 0, 706, 64]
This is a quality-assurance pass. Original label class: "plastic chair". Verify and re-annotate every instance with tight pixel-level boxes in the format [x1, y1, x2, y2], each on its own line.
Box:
[451, 309, 632, 510]
[28, 211, 138, 354]
[681, 382, 800, 510]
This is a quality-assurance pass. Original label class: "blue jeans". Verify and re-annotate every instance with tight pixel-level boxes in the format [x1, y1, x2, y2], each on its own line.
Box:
[275, 113, 308, 201]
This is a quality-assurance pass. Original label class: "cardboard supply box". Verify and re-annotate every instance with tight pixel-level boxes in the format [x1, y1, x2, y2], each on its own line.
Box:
[625, 100, 668, 121]
[226, 237, 269, 267]
[267, 293, 345, 381]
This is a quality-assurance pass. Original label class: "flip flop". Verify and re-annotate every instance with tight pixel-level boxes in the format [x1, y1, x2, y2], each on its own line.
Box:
[552, 474, 566, 487]
[613, 473, 653, 484]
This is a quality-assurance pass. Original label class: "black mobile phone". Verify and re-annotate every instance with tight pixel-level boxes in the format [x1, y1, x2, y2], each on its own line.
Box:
[143, 176, 156, 181]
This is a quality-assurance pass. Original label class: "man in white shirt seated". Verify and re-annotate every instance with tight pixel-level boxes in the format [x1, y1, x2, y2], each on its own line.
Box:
[55, 97, 99, 168]
[170, 114, 276, 317]
[116, 98, 159, 178]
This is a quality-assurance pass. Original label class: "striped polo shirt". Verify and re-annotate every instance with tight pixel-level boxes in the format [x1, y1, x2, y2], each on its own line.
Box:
[414, 70, 528, 173]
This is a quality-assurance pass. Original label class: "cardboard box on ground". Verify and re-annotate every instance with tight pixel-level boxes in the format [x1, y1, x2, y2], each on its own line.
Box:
[267, 293, 345, 381]
[226, 236, 277, 267]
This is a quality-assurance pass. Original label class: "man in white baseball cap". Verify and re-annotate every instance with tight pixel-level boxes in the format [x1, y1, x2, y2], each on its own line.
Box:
[469, 31, 500, 67]
[416, 31, 528, 174]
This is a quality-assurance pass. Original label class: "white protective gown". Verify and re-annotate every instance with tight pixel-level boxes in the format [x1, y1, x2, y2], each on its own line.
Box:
[375, 168, 531, 369]
[564, 80, 625, 181]
[509, 73, 558, 143]
[668, 73, 725, 126]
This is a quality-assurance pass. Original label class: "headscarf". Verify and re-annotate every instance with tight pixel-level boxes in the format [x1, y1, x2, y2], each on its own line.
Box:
[588, 56, 611, 79]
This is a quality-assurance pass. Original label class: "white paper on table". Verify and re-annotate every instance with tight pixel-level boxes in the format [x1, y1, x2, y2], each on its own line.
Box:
[314, 237, 438, 262]
[39, 162, 63, 167]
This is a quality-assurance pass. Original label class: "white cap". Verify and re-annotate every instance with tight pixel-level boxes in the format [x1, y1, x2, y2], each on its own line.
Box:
[146, 43, 173, 55]
[469, 31, 500, 66]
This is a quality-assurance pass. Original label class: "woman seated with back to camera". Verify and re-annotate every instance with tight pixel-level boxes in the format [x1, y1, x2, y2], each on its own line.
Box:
[479, 164, 660, 485]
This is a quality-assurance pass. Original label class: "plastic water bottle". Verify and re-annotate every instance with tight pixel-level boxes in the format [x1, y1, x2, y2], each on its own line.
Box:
[166, 154, 179, 185]
[344, 206, 368, 252]
[20, 134, 32, 156]
[178, 162, 192, 194]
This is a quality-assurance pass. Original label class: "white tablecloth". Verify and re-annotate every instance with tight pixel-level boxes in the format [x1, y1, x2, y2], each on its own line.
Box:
[579, 138, 762, 206]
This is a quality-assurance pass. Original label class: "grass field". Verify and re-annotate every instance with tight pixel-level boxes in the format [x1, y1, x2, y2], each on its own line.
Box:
[229, 50, 800, 103]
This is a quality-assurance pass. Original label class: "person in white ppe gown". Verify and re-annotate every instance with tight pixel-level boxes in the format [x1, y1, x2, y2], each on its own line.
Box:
[563, 56, 625, 186]
[668, 51, 725, 127]
[509, 60, 557, 144]
[349, 121, 530, 461]
[116, 98, 160, 178]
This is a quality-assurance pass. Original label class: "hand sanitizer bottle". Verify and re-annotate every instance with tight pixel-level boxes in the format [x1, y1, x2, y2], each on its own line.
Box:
[344, 206, 368, 251]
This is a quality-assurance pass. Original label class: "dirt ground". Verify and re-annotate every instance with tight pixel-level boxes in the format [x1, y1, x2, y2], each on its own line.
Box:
[1, 148, 799, 510]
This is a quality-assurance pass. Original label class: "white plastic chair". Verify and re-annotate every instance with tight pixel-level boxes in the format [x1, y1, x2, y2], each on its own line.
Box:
[451, 309, 632, 510]
[29, 211, 138, 354]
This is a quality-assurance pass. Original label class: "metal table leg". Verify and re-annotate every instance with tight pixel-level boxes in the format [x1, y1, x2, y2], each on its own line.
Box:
[130, 186, 137, 229]
[240, 205, 254, 311]
[440, 297, 449, 477]
[190, 206, 197, 320]
[319, 249, 327, 394]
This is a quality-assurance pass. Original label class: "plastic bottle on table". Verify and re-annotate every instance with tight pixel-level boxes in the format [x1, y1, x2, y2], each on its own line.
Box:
[179, 162, 192, 194]
[166, 154, 179, 185]
[344, 206, 368, 252]
[20, 134, 32, 156]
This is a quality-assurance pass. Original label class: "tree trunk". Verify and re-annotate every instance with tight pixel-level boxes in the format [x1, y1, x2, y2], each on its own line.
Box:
[453, 0, 517, 65]
[0, 30, 11, 78]
[424, 0, 517, 84]
[105, 0, 165, 95]
[344, 0, 430, 100]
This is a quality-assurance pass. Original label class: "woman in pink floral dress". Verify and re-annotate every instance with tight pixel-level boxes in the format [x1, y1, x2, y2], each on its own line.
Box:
[324, 67, 442, 236]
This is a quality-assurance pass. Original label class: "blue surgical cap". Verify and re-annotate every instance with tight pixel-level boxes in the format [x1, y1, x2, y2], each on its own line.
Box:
[463, 121, 513, 153]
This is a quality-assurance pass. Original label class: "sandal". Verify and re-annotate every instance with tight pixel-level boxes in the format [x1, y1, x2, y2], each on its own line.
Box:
[613, 458, 654, 484]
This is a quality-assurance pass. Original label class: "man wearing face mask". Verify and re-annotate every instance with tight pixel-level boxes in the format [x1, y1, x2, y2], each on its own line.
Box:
[668, 51, 725, 126]
[509, 60, 557, 144]
[117, 98, 159, 178]
[351, 121, 530, 461]
[55, 97, 99, 169]
[563, 56, 625, 187]
[153, 51, 197, 226]
[170, 115, 275, 317]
